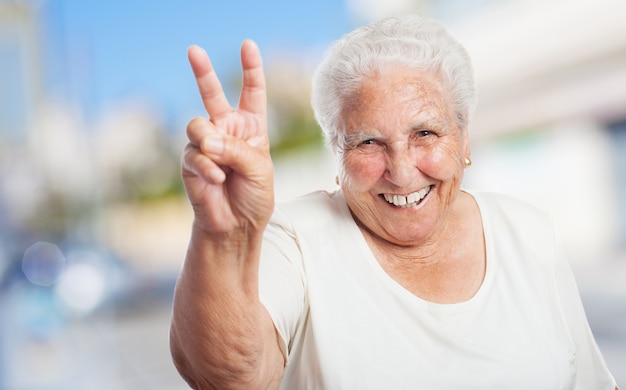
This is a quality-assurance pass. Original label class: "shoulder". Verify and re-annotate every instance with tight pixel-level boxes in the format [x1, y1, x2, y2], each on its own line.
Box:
[472, 191, 551, 226]
[280, 190, 344, 212]
[272, 190, 348, 231]
[264, 190, 354, 264]
[471, 191, 557, 257]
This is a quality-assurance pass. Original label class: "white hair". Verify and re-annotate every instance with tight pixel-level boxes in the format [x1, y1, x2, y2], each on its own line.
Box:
[311, 15, 477, 153]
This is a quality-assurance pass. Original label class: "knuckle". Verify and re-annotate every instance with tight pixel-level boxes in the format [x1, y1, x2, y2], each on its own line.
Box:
[181, 143, 195, 161]
[186, 117, 209, 141]
[187, 116, 206, 128]
[181, 144, 198, 171]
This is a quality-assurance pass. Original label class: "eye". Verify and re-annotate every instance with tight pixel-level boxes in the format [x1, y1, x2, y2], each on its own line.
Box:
[412, 129, 438, 141]
[355, 138, 385, 153]
[409, 129, 438, 146]
[417, 130, 434, 137]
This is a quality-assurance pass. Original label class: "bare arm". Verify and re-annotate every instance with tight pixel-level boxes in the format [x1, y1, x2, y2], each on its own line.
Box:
[169, 41, 284, 389]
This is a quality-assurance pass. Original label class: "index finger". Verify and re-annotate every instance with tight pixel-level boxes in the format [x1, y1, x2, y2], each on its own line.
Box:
[188, 45, 232, 119]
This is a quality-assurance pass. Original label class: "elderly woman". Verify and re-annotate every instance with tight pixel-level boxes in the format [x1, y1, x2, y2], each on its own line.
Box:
[170, 15, 617, 389]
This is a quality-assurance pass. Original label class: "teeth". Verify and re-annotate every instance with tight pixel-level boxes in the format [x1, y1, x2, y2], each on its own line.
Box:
[383, 186, 431, 208]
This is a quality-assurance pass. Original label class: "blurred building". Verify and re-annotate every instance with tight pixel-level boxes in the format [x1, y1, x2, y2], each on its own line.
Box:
[0, 3, 186, 388]
[448, 0, 626, 263]
[0, 2, 43, 227]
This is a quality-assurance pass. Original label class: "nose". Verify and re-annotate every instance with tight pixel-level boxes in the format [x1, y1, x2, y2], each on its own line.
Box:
[383, 147, 418, 188]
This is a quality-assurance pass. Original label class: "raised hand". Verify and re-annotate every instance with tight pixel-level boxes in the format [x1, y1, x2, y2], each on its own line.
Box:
[182, 40, 274, 235]
[172, 41, 285, 389]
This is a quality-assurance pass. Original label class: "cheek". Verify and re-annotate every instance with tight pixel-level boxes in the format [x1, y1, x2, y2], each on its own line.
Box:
[419, 144, 463, 179]
[342, 153, 386, 189]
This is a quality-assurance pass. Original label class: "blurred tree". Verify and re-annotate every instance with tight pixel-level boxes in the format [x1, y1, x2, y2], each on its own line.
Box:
[228, 58, 325, 157]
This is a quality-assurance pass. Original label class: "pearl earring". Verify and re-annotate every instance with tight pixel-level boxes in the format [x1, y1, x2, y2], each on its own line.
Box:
[464, 157, 472, 167]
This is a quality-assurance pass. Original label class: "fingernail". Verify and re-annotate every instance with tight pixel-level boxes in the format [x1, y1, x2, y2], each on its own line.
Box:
[203, 136, 224, 154]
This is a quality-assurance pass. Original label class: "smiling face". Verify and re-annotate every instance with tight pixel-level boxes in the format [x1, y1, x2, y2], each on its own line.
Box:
[338, 65, 470, 247]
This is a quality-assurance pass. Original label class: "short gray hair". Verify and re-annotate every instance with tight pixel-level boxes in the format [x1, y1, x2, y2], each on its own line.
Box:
[311, 15, 477, 153]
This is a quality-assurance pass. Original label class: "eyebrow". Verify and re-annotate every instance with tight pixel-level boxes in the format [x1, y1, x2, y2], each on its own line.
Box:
[340, 131, 383, 149]
[411, 118, 445, 131]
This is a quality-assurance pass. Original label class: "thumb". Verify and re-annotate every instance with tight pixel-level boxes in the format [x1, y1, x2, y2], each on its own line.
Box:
[200, 133, 271, 178]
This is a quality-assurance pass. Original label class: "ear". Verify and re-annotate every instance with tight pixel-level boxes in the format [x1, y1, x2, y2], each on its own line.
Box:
[461, 125, 471, 158]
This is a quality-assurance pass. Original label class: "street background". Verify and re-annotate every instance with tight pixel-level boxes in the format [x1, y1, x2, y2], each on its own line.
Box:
[1, 0, 624, 388]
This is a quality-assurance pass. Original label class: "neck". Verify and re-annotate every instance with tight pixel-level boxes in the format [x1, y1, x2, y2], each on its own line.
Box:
[355, 192, 486, 303]
[359, 219, 452, 269]
[352, 204, 457, 267]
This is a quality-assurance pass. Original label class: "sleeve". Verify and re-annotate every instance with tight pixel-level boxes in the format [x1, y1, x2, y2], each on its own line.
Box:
[258, 207, 307, 363]
[552, 229, 617, 389]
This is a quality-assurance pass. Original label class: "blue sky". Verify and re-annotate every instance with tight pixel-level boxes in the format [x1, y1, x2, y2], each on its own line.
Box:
[44, 0, 357, 128]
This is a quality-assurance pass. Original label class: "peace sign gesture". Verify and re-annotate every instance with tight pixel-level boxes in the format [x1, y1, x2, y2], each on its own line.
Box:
[182, 40, 274, 235]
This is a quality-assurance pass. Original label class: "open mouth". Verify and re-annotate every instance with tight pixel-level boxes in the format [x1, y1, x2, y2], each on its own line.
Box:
[382, 185, 432, 208]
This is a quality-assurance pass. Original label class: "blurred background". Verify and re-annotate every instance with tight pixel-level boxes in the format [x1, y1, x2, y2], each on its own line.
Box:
[0, 0, 624, 388]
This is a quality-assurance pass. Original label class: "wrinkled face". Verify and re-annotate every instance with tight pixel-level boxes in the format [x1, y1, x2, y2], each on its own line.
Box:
[338, 65, 470, 246]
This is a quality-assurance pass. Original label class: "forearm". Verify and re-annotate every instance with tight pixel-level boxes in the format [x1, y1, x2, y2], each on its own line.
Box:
[170, 225, 283, 389]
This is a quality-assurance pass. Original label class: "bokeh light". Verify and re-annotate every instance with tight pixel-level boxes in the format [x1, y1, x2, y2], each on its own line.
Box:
[21, 241, 66, 287]
[54, 262, 105, 314]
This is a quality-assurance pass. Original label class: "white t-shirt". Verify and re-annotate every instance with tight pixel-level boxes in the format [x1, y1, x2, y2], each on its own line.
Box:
[259, 190, 616, 389]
